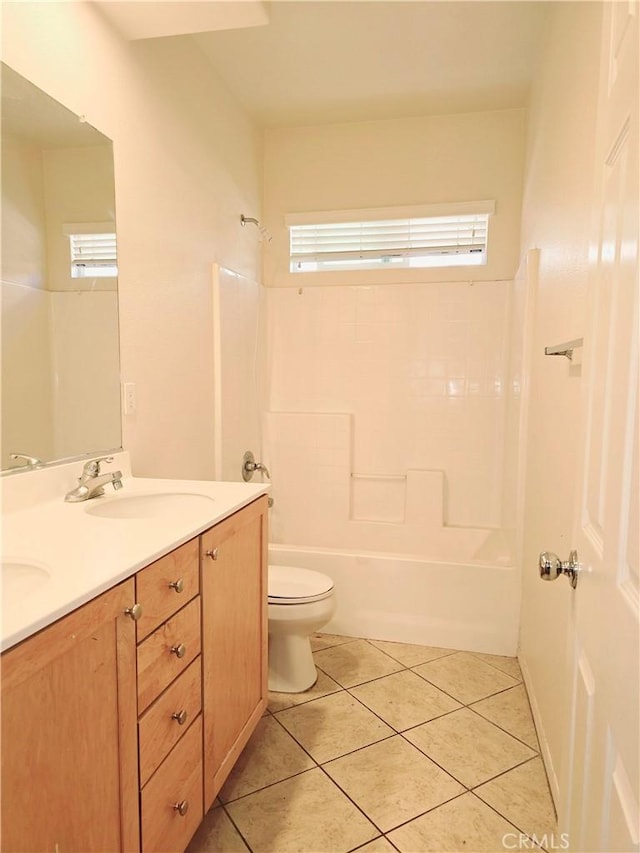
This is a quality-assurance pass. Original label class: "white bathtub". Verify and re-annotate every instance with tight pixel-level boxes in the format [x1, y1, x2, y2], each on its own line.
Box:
[269, 537, 520, 656]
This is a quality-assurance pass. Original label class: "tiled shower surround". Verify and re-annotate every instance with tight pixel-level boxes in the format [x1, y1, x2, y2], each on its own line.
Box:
[265, 280, 513, 550]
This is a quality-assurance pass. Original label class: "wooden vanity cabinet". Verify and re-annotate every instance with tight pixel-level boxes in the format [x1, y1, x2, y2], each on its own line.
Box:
[0, 579, 140, 853]
[0, 495, 268, 852]
[134, 541, 203, 853]
[200, 495, 269, 810]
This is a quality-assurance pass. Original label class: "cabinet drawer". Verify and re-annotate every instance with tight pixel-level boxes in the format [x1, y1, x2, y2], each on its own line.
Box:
[137, 598, 201, 713]
[136, 539, 199, 642]
[141, 715, 203, 853]
[138, 657, 202, 787]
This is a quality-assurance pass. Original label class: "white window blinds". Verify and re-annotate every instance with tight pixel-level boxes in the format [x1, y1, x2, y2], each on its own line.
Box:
[287, 202, 494, 272]
[64, 223, 118, 278]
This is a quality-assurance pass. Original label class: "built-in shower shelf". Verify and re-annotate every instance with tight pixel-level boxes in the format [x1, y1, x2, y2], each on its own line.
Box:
[544, 337, 583, 361]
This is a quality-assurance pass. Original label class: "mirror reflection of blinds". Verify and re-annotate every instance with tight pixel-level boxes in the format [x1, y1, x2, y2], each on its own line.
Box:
[69, 233, 118, 277]
[290, 214, 489, 267]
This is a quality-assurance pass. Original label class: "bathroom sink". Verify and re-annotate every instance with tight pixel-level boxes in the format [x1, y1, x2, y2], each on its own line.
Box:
[2, 560, 50, 599]
[84, 492, 215, 520]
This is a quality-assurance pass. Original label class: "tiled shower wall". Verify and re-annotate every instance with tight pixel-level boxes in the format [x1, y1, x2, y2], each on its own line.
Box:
[265, 281, 513, 551]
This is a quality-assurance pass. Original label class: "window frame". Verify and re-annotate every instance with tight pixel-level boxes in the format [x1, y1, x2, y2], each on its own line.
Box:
[286, 201, 495, 274]
[63, 221, 118, 279]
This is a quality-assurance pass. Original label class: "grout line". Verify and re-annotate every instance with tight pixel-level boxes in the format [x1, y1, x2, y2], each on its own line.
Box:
[364, 638, 459, 667]
[468, 650, 523, 680]
[471, 754, 543, 794]
[317, 761, 385, 834]
[270, 695, 409, 776]
[346, 835, 387, 853]
[468, 789, 549, 850]
[311, 634, 360, 652]
[362, 637, 459, 667]
[466, 702, 541, 752]
[318, 729, 398, 767]
[375, 790, 470, 836]
[314, 668, 404, 691]
[267, 710, 322, 766]
[397, 728, 473, 788]
[408, 666, 475, 705]
[220, 764, 320, 807]
[411, 665, 528, 707]
[219, 801, 256, 853]
[396, 704, 467, 733]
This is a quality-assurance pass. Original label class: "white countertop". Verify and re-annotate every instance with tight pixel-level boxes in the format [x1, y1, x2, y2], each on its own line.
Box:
[1, 453, 268, 651]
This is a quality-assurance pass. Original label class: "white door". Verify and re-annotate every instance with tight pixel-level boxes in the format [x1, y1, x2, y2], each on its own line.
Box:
[561, 4, 639, 851]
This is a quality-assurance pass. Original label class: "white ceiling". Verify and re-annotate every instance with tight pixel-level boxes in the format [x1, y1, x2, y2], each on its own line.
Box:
[97, 0, 550, 128]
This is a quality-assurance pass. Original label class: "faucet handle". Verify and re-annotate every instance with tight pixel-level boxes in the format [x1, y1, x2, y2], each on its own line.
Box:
[82, 456, 114, 476]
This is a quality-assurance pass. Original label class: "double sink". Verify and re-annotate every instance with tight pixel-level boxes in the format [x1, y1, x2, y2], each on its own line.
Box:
[1, 493, 216, 619]
[1, 455, 268, 652]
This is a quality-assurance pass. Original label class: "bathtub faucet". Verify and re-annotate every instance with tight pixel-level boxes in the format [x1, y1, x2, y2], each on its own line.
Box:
[242, 451, 270, 482]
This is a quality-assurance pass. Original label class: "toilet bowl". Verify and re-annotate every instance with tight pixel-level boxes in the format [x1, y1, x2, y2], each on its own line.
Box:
[268, 564, 336, 693]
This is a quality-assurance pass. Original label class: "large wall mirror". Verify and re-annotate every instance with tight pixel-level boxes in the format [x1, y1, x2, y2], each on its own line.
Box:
[1, 63, 122, 473]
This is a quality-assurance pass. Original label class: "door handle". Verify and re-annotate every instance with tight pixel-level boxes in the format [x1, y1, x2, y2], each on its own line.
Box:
[539, 550, 579, 589]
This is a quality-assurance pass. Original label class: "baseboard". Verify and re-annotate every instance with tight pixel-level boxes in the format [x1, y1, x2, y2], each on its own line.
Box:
[519, 654, 561, 812]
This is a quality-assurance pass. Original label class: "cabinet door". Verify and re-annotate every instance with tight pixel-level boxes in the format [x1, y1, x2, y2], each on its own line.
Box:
[201, 496, 268, 809]
[1, 579, 139, 853]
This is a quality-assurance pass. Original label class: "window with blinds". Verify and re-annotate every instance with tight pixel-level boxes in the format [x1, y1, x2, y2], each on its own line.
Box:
[68, 230, 118, 278]
[288, 203, 493, 273]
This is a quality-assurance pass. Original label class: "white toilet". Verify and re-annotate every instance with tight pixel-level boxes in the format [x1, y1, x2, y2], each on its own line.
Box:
[268, 564, 336, 693]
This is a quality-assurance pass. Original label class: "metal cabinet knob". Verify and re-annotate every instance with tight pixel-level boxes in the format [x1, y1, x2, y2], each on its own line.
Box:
[170, 643, 186, 659]
[173, 800, 189, 816]
[205, 548, 219, 560]
[539, 550, 579, 589]
[168, 578, 184, 593]
[124, 603, 143, 621]
[172, 709, 188, 726]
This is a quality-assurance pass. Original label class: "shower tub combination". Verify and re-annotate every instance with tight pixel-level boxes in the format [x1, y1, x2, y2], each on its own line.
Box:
[269, 529, 519, 657]
[212, 265, 522, 659]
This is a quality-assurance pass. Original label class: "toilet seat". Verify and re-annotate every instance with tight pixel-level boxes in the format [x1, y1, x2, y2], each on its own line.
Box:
[268, 564, 334, 604]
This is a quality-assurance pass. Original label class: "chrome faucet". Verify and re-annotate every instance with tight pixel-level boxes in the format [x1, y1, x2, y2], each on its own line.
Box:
[10, 452, 42, 468]
[64, 456, 123, 503]
[242, 451, 270, 482]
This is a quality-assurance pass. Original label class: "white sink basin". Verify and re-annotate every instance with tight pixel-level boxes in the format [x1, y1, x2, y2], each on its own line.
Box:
[2, 559, 50, 599]
[84, 492, 215, 520]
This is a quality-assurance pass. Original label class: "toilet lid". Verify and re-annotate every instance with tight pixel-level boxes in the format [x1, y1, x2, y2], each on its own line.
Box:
[268, 565, 334, 604]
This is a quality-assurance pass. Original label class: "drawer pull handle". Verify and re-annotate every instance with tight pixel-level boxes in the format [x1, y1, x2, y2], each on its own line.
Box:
[168, 578, 185, 593]
[205, 548, 219, 560]
[173, 800, 189, 817]
[124, 603, 143, 621]
[170, 643, 186, 659]
[172, 709, 188, 725]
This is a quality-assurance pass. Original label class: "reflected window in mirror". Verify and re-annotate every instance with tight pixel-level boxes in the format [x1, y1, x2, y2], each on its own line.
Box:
[67, 226, 118, 279]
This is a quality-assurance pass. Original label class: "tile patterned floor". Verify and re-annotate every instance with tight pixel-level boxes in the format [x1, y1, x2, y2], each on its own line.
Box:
[188, 635, 557, 853]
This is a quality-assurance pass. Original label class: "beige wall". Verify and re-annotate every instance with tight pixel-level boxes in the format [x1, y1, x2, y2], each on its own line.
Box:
[1, 135, 48, 290]
[518, 1, 603, 805]
[1, 136, 54, 466]
[263, 109, 526, 287]
[2, 1, 263, 479]
[42, 145, 117, 292]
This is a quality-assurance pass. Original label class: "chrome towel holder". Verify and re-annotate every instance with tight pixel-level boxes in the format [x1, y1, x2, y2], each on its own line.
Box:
[544, 337, 583, 361]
